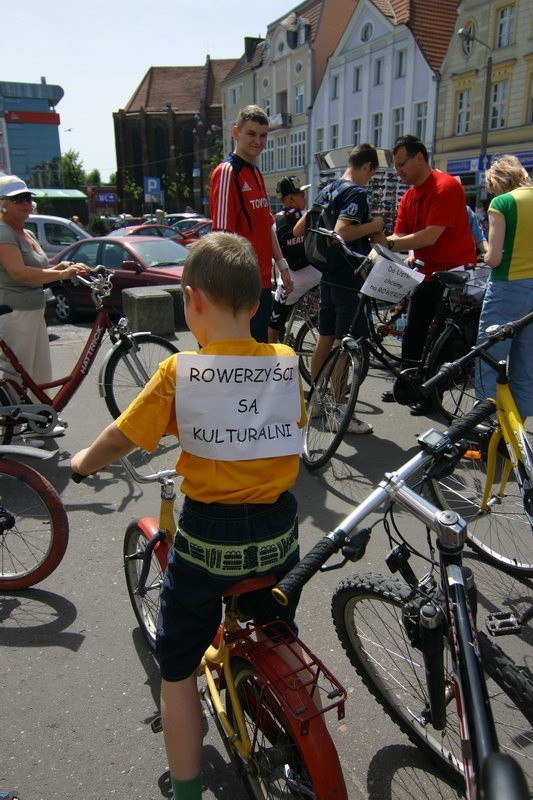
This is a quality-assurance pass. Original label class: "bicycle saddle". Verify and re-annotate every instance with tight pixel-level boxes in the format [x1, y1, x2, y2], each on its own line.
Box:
[434, 271, 470, 288]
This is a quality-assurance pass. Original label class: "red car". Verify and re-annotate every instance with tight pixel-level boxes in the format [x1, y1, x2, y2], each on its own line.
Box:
[181, 219, 212, 246]
[49, 235, 188, 323]
[106, 223, 186, 245]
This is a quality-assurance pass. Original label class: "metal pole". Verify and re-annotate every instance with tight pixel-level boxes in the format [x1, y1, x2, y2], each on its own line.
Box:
[477, 53, 493, 210]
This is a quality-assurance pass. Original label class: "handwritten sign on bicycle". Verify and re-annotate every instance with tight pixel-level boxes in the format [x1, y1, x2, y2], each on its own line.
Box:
[360, 252, 424, 304]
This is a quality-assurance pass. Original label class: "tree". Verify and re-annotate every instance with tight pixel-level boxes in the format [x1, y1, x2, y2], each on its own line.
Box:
[61, 149, 86, 189]
[86, 168, 101, 186]
[107, 172, 117, 186]
[122, 172, 143, 211]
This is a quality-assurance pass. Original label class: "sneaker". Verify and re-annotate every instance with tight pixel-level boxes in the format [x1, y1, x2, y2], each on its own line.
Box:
[334, 405, 373, 435]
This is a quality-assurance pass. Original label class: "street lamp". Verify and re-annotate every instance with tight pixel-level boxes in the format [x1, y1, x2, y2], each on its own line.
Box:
[457, 27, 493, 210]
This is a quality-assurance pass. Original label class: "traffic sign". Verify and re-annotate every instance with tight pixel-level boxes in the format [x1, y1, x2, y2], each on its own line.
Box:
[478, 154, 492, 171]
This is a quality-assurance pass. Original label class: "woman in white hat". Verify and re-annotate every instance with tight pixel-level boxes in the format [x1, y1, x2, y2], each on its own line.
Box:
[0, 174, 88, 386]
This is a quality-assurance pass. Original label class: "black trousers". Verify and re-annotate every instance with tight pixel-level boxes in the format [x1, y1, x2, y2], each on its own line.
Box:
[402, 280, 444, 364]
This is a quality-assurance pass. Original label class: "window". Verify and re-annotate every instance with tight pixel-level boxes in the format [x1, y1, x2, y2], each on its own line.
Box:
[316, 127, 324, 152]
[460, 22, 475, 55]
[392, 107, 404, 140]
[395, 49, 407, 78]
[331, 75, 340, 99]
[277, 135, 287, 171]
[371, 113, 382, 147]
[229, 83, 242, 106]
[456, 89, 471, 135]
[294, 83, 304, 115]
[414, 101, 427, 141]
[351, 118, 361, 145]
[289, 130, 306, 168]
[353, 66, 361, 92]
[374, 58, 384, 86]
[276, 90, 288, 114]
[261, 139, 274, 173]
[496, 5, 515, 48]
[261, 97, 271, 117]
[490, 81, 507, 129]
[330, 123, 339, 149]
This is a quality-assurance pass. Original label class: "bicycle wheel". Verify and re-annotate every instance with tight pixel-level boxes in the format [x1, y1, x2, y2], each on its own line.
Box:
[427, 435, 533, 575]
[293, 319, 318, 386]
[0, 459, 69, 589]
[332, 573, 533, 789]
[303, 345, 363, 470]
[367, 300, 404, 366]
[428, 319, 478, 422]
[123, 522, 168, 650]
[227, 656, 341, 800]
[103, 334, 178, 419]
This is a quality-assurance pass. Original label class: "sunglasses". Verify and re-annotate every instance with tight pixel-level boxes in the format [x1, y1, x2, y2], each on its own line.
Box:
[7, 193, 33, 204]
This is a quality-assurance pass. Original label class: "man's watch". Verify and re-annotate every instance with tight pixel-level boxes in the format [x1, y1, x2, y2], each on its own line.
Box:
[387, 239, 395, 251]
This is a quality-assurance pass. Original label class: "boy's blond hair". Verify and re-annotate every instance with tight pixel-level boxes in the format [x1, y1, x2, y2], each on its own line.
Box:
[182, 232, 260, 316]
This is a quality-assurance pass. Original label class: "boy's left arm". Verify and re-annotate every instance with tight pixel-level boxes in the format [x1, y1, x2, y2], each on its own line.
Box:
[71, 422, 136, 477]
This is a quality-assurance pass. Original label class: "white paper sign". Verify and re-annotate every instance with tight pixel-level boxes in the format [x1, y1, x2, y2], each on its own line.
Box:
[360, 255, 425, 303]
[176, 354, 303, 461]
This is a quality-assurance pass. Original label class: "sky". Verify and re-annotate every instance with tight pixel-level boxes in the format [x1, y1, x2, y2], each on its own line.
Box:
[6, 0, 295, 182]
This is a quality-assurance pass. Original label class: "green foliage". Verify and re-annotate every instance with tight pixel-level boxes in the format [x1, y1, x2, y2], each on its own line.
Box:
[61, 149, 86, 189]
[86, 168, 101, 186]
[122, 173, 143, 201]
[107, 172, 117, 186]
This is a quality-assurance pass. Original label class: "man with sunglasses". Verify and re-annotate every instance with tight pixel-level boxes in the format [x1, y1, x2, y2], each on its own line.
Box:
[374, 135, 475, 414]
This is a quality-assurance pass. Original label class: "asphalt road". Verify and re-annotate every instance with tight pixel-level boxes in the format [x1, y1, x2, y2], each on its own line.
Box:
[1, 319, 532, 800]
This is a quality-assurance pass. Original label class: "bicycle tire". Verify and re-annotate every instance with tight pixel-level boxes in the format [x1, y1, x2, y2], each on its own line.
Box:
[427, 319, 478, 422]
[427, 435, 533, 576]
[0, 458, 69, 589]
[123, 521, 168, 650]
[367, 301, 404, 367]
[303, 345, 363, 470]
[227, 656, 345, 800]
[331, 573, 533, 791]
[103, 334, 178, 419]
[293, 318, 317, 386]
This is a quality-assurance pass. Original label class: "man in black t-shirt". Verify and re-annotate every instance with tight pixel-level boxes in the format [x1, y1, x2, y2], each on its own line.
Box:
[267, 176, 321, 343]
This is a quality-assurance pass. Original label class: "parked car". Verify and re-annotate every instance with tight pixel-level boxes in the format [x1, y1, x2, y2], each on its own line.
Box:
[170, 215, 210, 234]
[25, 214, 91, 256]
[165, 212, 203, 227]
[106, 223, 186, 244]
[48, 236, 188, 323]
[181, 219, 212, 245]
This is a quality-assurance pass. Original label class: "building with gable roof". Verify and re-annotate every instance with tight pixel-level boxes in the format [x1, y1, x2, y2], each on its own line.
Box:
[308, 0, 460, 186]
[221, 0, 357, 206]
[113, 56, 237, 214]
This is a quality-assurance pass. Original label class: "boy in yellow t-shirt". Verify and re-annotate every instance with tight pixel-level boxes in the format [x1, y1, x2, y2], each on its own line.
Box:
[71, 232, 306, 800]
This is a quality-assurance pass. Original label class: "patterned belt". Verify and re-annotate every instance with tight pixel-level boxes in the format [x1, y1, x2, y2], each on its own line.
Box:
[173, 521, 298, 577]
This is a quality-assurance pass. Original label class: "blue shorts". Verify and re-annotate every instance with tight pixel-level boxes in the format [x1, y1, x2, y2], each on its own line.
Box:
[318, 281, 368, 339]
[157, 491, 300, 681]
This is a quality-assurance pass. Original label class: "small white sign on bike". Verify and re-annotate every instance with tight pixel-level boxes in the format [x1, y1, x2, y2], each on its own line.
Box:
[360, 250, 424, 304]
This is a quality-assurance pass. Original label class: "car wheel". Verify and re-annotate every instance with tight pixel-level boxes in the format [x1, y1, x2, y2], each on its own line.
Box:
[53, 287, 76, 324]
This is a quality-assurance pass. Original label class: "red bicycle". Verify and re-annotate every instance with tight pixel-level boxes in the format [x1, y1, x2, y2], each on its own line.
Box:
[0, 267, 178, 443]
[117, 457, 348, 800]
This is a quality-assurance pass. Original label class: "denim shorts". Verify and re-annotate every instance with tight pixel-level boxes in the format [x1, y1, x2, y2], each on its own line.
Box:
[318, 281, 368, 339]
[156, 491, 300, 681]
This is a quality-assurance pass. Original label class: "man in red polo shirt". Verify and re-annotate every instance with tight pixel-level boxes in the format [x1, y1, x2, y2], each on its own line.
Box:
[375, 134, 476, 414]
[210, 105, 292, 341]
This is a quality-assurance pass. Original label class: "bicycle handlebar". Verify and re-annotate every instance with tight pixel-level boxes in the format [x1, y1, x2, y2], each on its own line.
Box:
[420, 309, 533, 395]
[272, 397, 497, 606]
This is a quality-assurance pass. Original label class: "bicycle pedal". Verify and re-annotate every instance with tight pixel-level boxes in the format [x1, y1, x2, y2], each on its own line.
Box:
[485, 612, 522, 636]
[150, 714, 163, 733]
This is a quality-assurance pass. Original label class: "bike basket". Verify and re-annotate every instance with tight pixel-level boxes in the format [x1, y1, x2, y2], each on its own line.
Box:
[360, 250, 424, 304]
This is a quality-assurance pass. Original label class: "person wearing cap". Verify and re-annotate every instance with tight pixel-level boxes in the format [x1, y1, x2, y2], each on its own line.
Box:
[0, 174, 89, 393]
[209, 105, 293, 342]
[267, 176, 321, 343]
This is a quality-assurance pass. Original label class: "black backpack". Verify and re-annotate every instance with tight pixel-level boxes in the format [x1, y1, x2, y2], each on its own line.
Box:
[304, 182, 353, 273]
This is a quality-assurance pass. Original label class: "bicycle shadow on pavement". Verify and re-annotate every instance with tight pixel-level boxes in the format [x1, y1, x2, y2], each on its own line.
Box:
[0, 588, 84, 651]
[366, 744, 463, 800]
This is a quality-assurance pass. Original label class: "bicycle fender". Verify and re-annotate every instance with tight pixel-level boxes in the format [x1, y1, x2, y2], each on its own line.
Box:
[232, 642, 348, 800]
[134, 516, 160, 540]
[97, 332, 152, 397]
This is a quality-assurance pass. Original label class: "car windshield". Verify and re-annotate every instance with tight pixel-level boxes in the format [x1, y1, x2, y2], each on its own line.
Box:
[128, 238, 188, 267]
